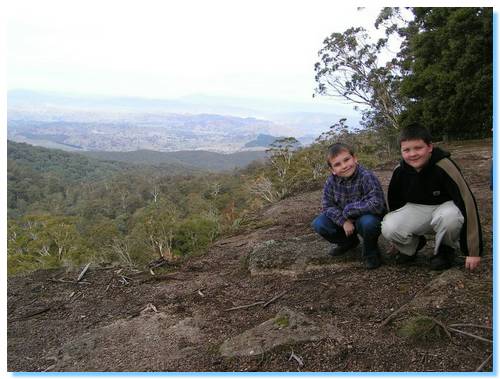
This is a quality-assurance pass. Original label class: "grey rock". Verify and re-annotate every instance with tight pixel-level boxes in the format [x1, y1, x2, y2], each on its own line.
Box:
[219, 308, 343, 357]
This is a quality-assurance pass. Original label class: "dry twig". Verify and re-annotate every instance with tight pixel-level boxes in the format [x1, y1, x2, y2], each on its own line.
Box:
[449, 323, 493, 330]
[48, 278, 90, 285]
[69, 292, 83, 303]
[119, 276, 131, 285]
[77, 263, 91, 282]
[43, 364, 56, 372]
[263, 290, 287, 308]
[224, 301, 265, 311]
[12, 307, 51, 321]
[475, 353, 493, 372]
[104, 275, 114, 292]
[425, 316, 452, 339]
[142, 303, 158, 313]
[447, 327, 493, 343]
[379, 281, 435, 327]
[288, 351, 304, 367]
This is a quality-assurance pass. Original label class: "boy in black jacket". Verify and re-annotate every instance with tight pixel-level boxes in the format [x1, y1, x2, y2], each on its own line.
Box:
[381, 125, 482, 271]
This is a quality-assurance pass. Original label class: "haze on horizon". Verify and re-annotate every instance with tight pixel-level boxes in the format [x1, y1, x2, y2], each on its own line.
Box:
[7, 1, 389, 113]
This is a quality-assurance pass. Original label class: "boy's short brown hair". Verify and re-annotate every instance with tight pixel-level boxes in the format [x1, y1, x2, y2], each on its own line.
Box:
[399, 124, 433, 146]
[326, 143, 355, 168]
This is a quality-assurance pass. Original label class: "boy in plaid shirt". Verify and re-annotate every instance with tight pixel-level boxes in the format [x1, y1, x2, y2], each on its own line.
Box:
[311, 143, 387, 269]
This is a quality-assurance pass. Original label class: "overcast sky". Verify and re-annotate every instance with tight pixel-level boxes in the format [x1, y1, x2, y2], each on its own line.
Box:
[6, 1, 394, 105]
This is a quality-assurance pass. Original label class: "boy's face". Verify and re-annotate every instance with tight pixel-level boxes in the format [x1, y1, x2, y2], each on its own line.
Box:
[329, 150, 358, 178]
[400, 139, 433, 172]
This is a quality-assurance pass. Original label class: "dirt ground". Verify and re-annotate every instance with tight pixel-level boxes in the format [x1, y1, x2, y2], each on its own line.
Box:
[7, 139, 493, 372]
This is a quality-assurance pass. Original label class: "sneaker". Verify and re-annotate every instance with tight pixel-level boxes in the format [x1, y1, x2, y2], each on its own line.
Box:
[430, 244, 455, 270]
[394, 236, 427, 264]
[364, 254, 381, 269]
[328, 237, 360, 257]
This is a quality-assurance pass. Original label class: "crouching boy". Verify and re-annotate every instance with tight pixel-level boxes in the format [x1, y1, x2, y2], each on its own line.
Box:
[381, 124, 482, 271]
[311, 143, 387, 269]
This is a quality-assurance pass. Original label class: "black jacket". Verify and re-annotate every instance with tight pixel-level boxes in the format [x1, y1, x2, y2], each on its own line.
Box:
[387, 147, 482, 257]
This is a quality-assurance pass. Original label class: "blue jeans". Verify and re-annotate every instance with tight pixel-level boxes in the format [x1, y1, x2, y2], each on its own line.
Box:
[311, 213, 382, 257]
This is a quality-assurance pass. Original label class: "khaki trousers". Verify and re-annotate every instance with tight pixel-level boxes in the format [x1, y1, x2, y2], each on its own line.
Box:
[381, 201, 464, 256]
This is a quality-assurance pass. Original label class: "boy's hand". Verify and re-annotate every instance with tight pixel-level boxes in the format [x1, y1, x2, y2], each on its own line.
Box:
[465, 256, 481, 271]
[343, 220, 355, 237]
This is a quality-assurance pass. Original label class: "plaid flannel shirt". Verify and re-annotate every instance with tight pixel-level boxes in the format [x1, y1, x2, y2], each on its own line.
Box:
[322, 164, 387, 226]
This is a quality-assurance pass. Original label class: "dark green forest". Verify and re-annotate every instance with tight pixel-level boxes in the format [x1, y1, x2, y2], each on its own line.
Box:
[8, 7, 493, 275]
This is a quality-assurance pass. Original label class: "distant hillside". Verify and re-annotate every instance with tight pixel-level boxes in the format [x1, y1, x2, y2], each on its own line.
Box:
[82, 149, 268, 172]
[8, 140, 135, 182]
[7, 141, 203, 182]
[244, 134, 280, 148]
[7, 114, 280, 153]
[7, 90, 360, 151]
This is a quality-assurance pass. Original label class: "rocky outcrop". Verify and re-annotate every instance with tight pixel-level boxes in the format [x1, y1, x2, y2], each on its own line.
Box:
[219, 307, 343, 357]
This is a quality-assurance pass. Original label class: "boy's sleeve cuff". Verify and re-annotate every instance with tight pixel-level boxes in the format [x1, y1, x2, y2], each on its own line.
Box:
[342, 205, 354, 219]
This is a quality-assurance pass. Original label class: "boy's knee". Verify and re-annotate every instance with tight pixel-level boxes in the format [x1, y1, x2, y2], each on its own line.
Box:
[311, 215, 328, 234]
[357, 215, 381, 236]
[381, 214, 398, 239]
[432, 204, 464, 232]
[433, 213, 463, 232]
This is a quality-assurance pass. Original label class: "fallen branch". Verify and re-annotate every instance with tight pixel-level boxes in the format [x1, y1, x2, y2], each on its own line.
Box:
[69, 292, 83, 303]
[104, 275, 114, 292]
[224, 301, 265, 312]
[425, 316, 452, 339]
[447, 327, 493, 344]
[475, 353, 493, 372]
[48, 278, 90, 285]
[148, 257, 168, 269]
[379, 302, 412, 328]
[263, 290, 287, 308]
[449, 323, 493, 330]
[379, 281, 435, 327]
[77, 263, 91, 282]
[12, 307, 51, 321]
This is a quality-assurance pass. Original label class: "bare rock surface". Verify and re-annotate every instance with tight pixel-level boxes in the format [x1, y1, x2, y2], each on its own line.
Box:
[47, 312, 207, 371]
[219, 307, 343, 357]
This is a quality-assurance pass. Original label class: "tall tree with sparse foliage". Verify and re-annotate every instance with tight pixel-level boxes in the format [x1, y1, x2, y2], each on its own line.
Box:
[314, 25, 404, 137]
